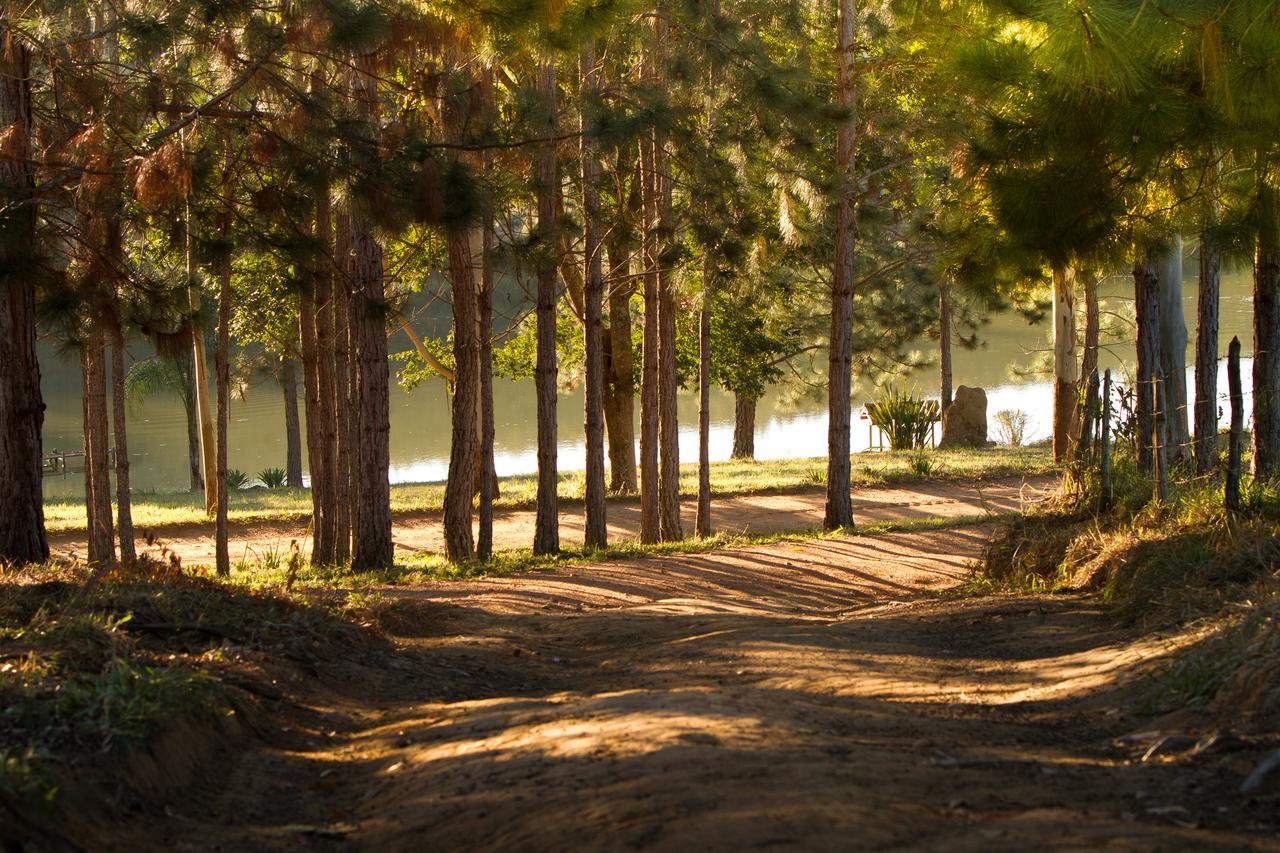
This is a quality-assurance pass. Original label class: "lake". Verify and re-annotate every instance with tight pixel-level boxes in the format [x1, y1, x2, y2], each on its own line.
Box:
[38, 264, 1258, 497]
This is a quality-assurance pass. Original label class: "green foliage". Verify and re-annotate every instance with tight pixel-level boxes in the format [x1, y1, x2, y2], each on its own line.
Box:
[226, 469, 250, 491]
[256, 467, 287, 489]
[867, 386, 940, 451]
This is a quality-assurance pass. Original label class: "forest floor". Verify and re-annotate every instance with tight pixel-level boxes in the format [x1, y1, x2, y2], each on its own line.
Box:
[49, 474, 1055, 568]
[43, 521, 1280, 851]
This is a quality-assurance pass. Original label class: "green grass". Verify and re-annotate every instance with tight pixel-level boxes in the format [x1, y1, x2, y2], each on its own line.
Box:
[45, 446, 1054, 535]
[0, 564, 385, 807]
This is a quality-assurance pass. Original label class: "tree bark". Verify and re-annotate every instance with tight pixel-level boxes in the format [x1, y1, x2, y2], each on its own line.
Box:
[604, 212, 638, 495]
[1194, 229, 1221, 473]
[314, 192, 338, 561]
[214, 195, 232, 578]
[580, 43, 608, 550]
[281, 359, 303, 488]
[299, 288, 328, 563]
[533, 58, 560, 556]
[332, 208, 353, 563]
[82, 335, 115, 568]
[191, 321, 217, 515]
[442, 55, 481, 562]
[184, 367, 204, 492]
[1156, 236, 1190, 464]
[348, 53, 393, 570]
[1051, 264, 1079, 463]
[652, 14, 682, 543]
[1134, 253, 1160, 472]
[0, 1, 49, 565]
[1081, 271, 1100, 384]
[109, 325, 135, 564]
[939, 280, 952, 411]
[732, 394, 756, 460]
[825, 0, 857, 531]
[1254, 185, 1280, 479]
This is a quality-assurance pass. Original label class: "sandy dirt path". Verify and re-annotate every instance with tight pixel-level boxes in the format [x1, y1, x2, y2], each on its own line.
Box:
[50, 475, 1056, 567]
[101, 524, 1278, 851]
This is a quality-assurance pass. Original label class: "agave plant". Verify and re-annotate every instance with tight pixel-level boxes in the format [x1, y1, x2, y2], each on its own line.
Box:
[867, 385, 940, 451]
[257, 467, 288, 489]
[226, 469, 250, 490]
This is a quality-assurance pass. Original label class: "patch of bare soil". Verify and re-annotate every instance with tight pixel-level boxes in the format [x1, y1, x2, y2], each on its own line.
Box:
[48, 475, 1055, 568]
[66, 525, 1280, 852]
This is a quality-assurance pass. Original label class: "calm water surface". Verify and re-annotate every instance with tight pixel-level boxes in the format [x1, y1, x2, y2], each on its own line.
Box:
[39, 266, 1258, 497]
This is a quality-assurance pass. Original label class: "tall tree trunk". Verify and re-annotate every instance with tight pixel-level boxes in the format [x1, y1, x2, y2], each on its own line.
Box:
[638, 90, 661, 540]
[1157, 236, 1190, 464]
[442, 57, 481, 563]
[1051, 264, 1079, 463]
[580, 43, 608, 550]
[696, 17, 717, 541]
[184, 371, 204, 492]
[314, 192, 338, 561]
[533, 58, 560, 556]
[82, 335, 115, 567]
[332, 208, 353, 563]
[281, 359, 303, 488]
[1194, 229, 1221, 473]
[0, 0, 48, 566]
[191, 320, 217, 516]
[825, 0, 857, 531]
[604, 221, 638, 495]
[1081, 271, 1100, 383]
[652, 14, 682, 543]
[477, 66, 497, 562]
[214, 195, 232, 578]
[299, 290, 328, 563]
[109, 325, 135, 564]
[349, 53, 393, 571]
[732, 394, 756, 460]
[1134, 253, 1160, 472]
[1254, 185, 1280, 479]
[939, 280, 953, 411]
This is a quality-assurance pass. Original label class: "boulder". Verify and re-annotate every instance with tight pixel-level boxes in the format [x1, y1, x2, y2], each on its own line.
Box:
[939, 386, 987, 449]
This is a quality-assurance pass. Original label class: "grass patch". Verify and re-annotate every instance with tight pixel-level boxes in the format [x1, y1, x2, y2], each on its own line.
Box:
[0, 562, 384, 809]
[44, 446, 1054, 535]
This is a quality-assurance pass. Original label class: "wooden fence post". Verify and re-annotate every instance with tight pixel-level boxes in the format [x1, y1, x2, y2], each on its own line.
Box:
[1226, 336, 1243, 513]
[1100, 369, 1113, 512]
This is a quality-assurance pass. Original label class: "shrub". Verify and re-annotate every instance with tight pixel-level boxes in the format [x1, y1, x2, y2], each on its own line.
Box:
[226, 469, 249, 490]
[867, 385, 939, 451]
[993, 409, 1031, 447]
[257, 467, 287, 489]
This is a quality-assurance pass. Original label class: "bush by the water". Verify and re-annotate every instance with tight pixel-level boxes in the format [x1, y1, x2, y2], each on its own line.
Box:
[867, 386, 940, 451]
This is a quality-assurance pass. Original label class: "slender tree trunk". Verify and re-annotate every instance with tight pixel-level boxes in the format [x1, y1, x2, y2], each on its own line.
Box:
[191, 321, 217, 516]
[825, 0, 857, 531]
[349, 55, 393, 571]
[652, 15, 682, 543]
[1254, 185, 1280, 479]
[314, 193, 338, 561]
[1134, 253, 1160, 472]
[332, 209, 353, 563]
[579, 43, 608, 549]
[299, 290, 328, 562]
[604, 227, 638, 495]
[281, 359, 303, 488]
[1157, 236, 1190, 464]
[1051, 264, 1079, 463]
[939, 280, 953, 411]
[82, 335, 115, 567]
[476, 67, 497, 562]
[214, 196, 232, 578]
[0, 0, 48, 566]
[1081, 271, 1100, 384]
[442, 57, 481, 562]
[184, 372, 204, 492]
[109, 325, 135, 563]
[1194, 229, 1221, 473]
[732, 394, 756, 460]
[532, 58, 561, 556]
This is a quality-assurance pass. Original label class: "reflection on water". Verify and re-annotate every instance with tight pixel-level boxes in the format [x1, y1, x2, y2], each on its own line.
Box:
[40, 266, 1259, 497]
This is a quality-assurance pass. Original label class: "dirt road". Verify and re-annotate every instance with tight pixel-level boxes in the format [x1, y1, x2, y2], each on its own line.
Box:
[51, 475, 1055, 567]
[92, 524, 1279, 851]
